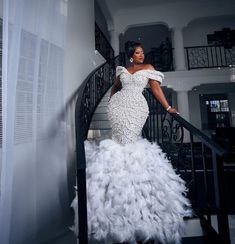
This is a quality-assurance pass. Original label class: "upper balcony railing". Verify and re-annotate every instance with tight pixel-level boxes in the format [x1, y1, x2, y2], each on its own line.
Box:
[145, 47, 174, 72]
[185, 45, 235, 70]
[121, 44, 235, 72]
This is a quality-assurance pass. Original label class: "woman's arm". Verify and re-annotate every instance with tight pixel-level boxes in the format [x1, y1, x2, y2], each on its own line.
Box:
[110, 76, 122, 98]
[149, 79, 178, 113]
[144, 64, 178, 113]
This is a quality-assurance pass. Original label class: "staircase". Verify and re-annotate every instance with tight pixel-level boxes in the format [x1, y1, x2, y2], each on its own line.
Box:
[88, 89, 112, 140]
[84, 87, 233, 244]
[46, 214, 235, 243]
[74, 58, 231, 244]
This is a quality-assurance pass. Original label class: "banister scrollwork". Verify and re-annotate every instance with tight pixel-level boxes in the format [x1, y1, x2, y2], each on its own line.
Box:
[143, 88, 191, 172]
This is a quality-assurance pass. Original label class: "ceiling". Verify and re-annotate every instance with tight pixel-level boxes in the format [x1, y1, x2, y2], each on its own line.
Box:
[97, 0, 229, 18]
[98, 0, 193, 16]
[96, 0, 191, 29]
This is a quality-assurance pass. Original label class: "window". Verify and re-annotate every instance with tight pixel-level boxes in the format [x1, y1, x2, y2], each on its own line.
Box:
[205, 98, 230, 129]
[206, 99, 229, 113]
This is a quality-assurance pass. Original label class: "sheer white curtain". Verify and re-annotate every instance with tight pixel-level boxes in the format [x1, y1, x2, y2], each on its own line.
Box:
[0, 4, 3, 192]
[0, 1, 69, 243]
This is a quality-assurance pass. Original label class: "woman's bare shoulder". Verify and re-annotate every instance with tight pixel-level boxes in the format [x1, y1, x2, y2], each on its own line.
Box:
[143, 64, 155, 70]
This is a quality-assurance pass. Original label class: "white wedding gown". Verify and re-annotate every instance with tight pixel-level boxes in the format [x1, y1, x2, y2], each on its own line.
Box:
[71, 66, 192, 244]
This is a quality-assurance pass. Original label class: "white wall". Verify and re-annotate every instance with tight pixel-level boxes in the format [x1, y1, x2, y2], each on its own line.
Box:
[64, 0, 105, 101]
[63, 0, 106, 219]
[95, 0, 110, 41]
[163, 68, 233, 92]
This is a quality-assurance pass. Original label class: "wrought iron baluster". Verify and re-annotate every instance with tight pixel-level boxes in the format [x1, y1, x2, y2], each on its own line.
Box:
[142, 88, 230, 243]
[95, 23, 114, 62]
[152, 96, 156, 141]
[156, 100, 160, 144]
[224, 47, 228, 66]
[190, 133, 197, 210]
[206, 47, 210, 67]
[211, 152, 230, 244]
[75, 59, 117, 243]
[210, 46, 214, 67]
[219, 46, 223, 67]
[75, 98, 89, 244]
[185, 45, 234, 69]
[215, 46, 219, 66]
[202, 143, 212, 225]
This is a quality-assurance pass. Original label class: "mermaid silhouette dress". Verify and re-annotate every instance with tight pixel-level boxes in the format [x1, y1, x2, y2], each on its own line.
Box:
[71, 66, 192, 244]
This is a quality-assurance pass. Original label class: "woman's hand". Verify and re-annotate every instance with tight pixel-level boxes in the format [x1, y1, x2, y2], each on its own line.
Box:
[167, 107, 179, 114]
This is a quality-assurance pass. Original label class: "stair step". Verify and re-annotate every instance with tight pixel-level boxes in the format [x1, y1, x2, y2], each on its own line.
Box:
[97, 101, 108, 106]
[92, 113, 109, 121]
[94, 106, 108, 113]
[182, 236, 208, 244]
[87, 129, 112, 139]
[184, 218, 203, 237]
[101, 97, 110, 102]
[90, 120, 111, 129]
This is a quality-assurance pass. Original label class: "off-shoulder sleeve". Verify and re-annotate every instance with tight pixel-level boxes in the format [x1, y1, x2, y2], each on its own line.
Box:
[143, 70, 164, 83]
[116, 66, 124, 77]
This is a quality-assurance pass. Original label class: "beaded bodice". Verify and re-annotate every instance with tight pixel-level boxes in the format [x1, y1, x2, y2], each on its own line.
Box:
[107, 66, 164, 145]
[116, 66, 164, 93]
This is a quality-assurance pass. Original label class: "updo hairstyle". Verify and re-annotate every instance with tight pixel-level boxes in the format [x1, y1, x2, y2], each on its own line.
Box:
[124, 41, 143, 58]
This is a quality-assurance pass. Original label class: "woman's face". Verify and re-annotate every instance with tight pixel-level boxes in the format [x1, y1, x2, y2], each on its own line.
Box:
[132, 46, 144, 64]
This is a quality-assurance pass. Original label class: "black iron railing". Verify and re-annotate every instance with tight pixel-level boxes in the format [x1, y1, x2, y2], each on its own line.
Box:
[185, 45, 235, 70]
[143, 88, 231, 243]
[121, 44, 235, 71]
[145, 48, 174, 72]
[74, 56, 121, 243]
[95, 23, 114, 62]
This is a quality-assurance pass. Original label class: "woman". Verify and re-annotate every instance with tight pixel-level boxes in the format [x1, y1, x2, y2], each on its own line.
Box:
[71, 41, 192, 244]
[108, 41, 177, 145]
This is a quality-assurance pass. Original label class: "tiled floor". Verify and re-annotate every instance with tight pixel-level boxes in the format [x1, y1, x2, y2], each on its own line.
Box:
[49, 215, 235, 244]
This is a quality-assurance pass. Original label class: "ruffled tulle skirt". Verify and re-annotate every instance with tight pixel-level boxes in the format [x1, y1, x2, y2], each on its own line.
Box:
[71, 138, 193, 244]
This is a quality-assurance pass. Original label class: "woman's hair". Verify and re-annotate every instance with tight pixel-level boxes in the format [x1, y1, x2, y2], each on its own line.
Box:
[124, 41, 143, 58]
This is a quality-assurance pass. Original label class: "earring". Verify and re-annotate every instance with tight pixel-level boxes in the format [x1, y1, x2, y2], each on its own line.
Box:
[130, 58, 133, 63]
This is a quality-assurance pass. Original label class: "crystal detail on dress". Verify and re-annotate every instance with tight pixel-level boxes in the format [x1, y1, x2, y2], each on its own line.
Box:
[107, 66, 164, 145]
